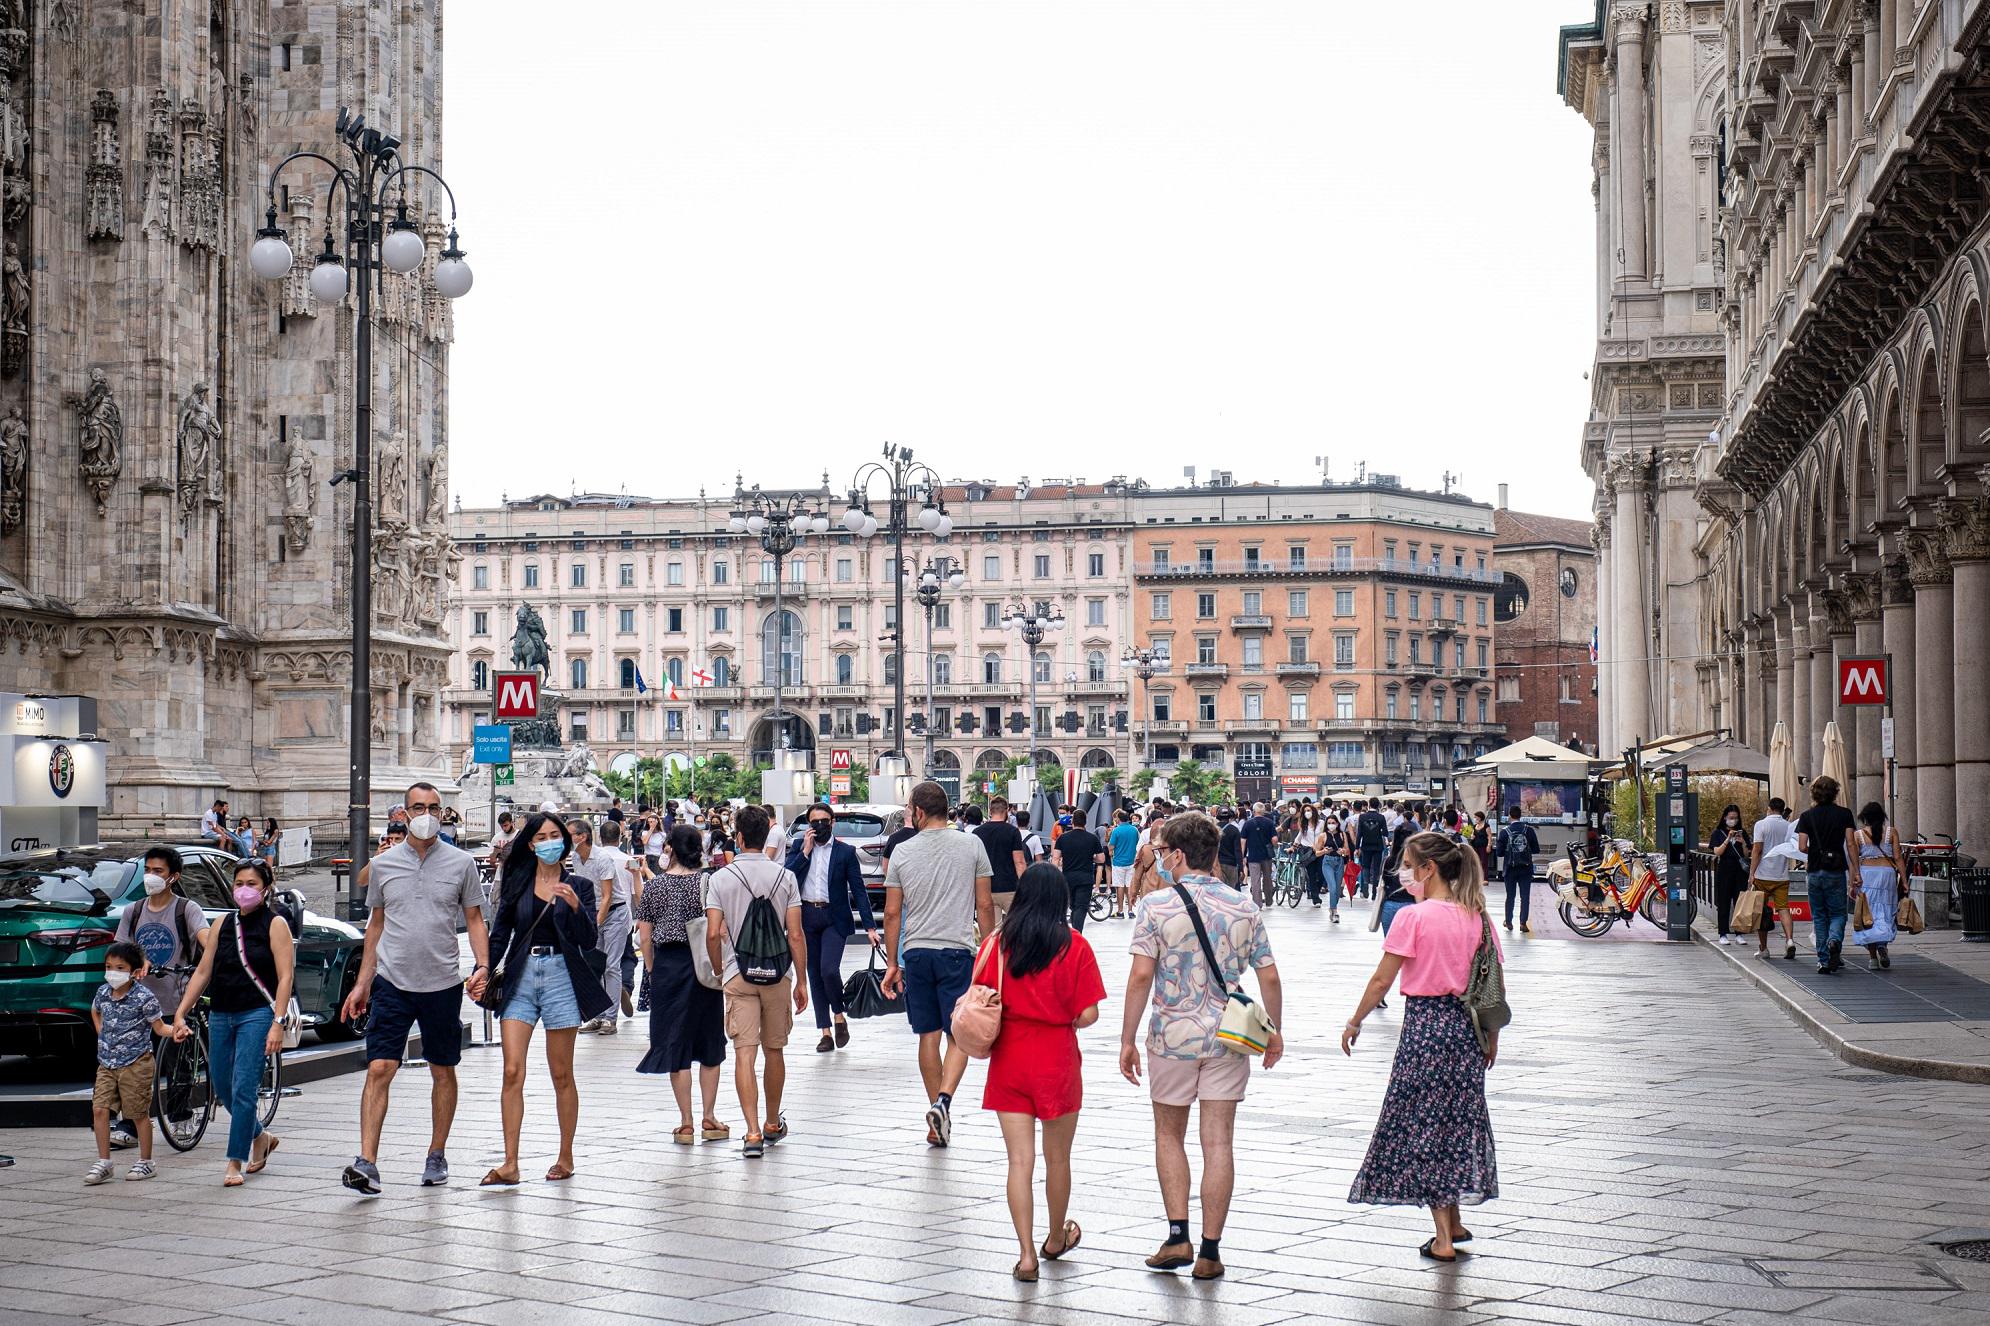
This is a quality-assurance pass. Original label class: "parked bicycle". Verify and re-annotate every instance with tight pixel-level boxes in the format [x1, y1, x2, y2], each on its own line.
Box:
[1271, 849, 1307, 909]
[149, 963, 281, 1153]
[1555, 842, 1697, 937]
[1904, 833, 1973, 926]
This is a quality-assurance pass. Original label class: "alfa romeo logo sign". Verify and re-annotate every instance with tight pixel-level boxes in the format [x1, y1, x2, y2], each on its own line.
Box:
[48, 743, 74, 799]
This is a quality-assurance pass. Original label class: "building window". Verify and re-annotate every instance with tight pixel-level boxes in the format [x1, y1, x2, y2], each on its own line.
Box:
[1409, 690, 1421, 721]
[1086, 598, 1106, 626]
[471, 660, 489, 690]
[1197, 592, 1216, 619]
[1151, 591, 1171, 619]
[1034, 652, 1052, 684]
[666, 657, 684, 686]
[1152, 548, 1171, 571]
[1478, 694, 1489, 723]
[1329, 741, 1363, 768]
[1033, 553, 1050, 578]
[984, 601, 1001, 629]
[667, 607, 683, 633]
[983, 652, 1002, 684]
[836, 557, 853, 583]
[472, 610, 489, 636]
[1283, 742, 1318, 769]
[1334, 589, 1353, 616]
[570, 658, 588, 689]
[1198, 692, 1216, 722]
[1288, 545, 1307, 570]
[1454, 594, 1466, 621]
[570, 710, 588, 743]
[1290, 589, 1309, 617]
[1477, 597, 1488, 625]
[1289, 691, 1308, 723]
[1242, 636, 1263, 669]
[623, 563, 639, 587]
[618, 608, 635, 634]
[1242, 590, 1262, 616]
[934, 654, 954, 684]
[1086, 650, 1106, 682]
[1456, 641, 1467, 669]
[1333, 634, 1354, 668]
[1289, 635, 1309, 665]
[1477, 640, 1489, 669]
[1088, 552, 1105, 577]
[1456, 693, 1467, 723]
[1386, 689, 1399, 720]
[712, 559, 729, 584]
[1242, 546, 1261, 570]
[885, 604, 898, 632]
[570, 608, 587, 634]
[1196, 636, 1217, 665]
[934, 704, 952, 733]
[619, 658, 638, 690]
[836, 653, 853, 685]
[571, 563, 587, 588]
[1410, 636, 1422, 665]
[1384, 589, 1396, 617]
[1153, 693, 1171, 721]
[523, 563, 540, 589]
[1385, 632, 1399, 666]
[1149, 637, 1171, 664]
[983, 554, 1001, 580]
[713, 606, 729, 631]
[933, 603, 952, 630]
[713, 656, 733, 686]
[1034, 704, 1051, 735]
[665, 709, 684, 734]
[836, 605, 853, 630]
[1332, 543, 1352, 569]
[472, 564, 489, 590]
[1242, 691, 1262, 720]
[1336, 691, 1355, 720]
[1408, 592, 1420, 620]
[763, 608, 803, 686]
[714, 708, 731, 736]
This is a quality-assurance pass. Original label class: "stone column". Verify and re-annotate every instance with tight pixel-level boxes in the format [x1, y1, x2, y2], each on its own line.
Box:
[1863, 2, 1884, 118]
[1880, 552, 1917, 836]
[1789, 613, 1812, 777]
[1944, 497, 1990, 859]
[1595, 516, 1614, 756]
[1847, 574, 1884, 810]
[1755, 618, 1778, 753]
[1909, 529, 1955, 838]
[1825, 589, 1860, 788]
[1611, 455, 1651, 749]
[1611, 3, 1650, 283]
[1775, 606, 1796, 749]
[1809, 596, 1836, 777]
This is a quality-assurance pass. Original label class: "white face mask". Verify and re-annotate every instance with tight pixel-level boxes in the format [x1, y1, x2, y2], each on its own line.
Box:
[104, 970, 132, 989]
[142, 872, 170, 897]
[407, 812, 440, 841]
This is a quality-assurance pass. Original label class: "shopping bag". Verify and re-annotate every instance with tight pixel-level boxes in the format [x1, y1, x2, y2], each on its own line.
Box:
[1853, 889, 1874, 930]
[1899, 892, 1925, 935]
[1730, 888, 1765, 934]
[841, 944, 904, 1020]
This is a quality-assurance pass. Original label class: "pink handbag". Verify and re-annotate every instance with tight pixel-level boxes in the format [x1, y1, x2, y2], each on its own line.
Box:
[950, 938, 1004, 1059]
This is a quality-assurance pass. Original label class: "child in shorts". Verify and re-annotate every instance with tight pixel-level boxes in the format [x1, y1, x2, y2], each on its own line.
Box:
[87, 940, 171, 1184]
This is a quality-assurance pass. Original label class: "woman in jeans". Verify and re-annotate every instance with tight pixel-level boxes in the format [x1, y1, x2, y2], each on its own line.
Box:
[980, 864, 1107, 1282]
[483, 813, 612, 1185]
[1317, 811, 1347, 922]
[635, 823, 729, 1143]
[170, 859, 292, 1186]
[1343, 832, 1502, 1261]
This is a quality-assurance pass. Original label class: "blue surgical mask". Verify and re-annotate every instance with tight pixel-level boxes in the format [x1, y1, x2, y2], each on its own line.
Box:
[1156, 866, 1176, 887]
[533, 840, 566, 864]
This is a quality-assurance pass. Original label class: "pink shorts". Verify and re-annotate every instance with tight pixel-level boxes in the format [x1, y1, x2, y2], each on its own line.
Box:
[1147, 1051, 1249, 1106]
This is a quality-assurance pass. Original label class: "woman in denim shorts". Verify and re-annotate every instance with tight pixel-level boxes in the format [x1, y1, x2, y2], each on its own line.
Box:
[482, 813, 612, 1185]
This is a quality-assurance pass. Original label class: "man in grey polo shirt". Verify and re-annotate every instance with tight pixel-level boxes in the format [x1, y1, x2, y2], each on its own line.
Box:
[338, 781, 490, 1194]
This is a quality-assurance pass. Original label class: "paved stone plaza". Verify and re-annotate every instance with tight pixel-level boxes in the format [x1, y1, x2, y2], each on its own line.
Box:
[6, 901, 1990, 1326]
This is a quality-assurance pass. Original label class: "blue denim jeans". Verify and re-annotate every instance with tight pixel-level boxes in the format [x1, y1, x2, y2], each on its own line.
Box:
[1380, 898, 1413, 935]
[207, 1005, 272, 1163]
[1319, 855, 1344, 912]
[1808, 870, 1849, 960]
[1358, 848, 1385, 897]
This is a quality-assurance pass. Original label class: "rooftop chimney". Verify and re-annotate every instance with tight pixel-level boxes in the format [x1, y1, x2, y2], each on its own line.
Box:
[1496, 483, 1509, 511]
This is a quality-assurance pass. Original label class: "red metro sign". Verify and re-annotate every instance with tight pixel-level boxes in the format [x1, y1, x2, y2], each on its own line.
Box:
[1838, 658, 1887, 706]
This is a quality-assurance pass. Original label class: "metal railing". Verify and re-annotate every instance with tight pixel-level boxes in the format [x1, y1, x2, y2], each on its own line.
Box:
[1138, 556, 1499, 585]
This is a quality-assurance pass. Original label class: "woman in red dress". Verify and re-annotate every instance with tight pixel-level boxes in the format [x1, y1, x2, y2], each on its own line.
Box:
[979, 863, 1108, 1282]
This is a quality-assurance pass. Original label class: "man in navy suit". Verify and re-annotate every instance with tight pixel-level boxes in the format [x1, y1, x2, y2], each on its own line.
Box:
[785, 802, 882, 1053]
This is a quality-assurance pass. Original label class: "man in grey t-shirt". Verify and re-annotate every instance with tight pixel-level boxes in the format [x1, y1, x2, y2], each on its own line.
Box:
[880, 781, 992, 1148]
[339, 781, 490, 1195]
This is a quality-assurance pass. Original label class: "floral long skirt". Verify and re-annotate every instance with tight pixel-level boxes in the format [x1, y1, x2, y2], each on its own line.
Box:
[1348, 994, 1499, 1209]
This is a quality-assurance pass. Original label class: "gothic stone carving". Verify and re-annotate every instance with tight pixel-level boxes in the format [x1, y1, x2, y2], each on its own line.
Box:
[86, 91, 123, 242]
[281, 436, 314, 552]
[421, 446, 447, 527]
[0, 238, 24, 377]
[376, 432, 408, 526]
[176, 99, 218, 253]
[139, 89, 174, 239]
[0, 403, 23, 535]
[1608, 452, 1650, 494]
[1821, 588, 1856, 638]
[1905, 529, 1950, 585]
[372, 525, 413, 628]
[72, 369, 122, 516]
[1843, 572, 1881, 621]
[280, 195, 317, 317]
[175, 382, 221, 512]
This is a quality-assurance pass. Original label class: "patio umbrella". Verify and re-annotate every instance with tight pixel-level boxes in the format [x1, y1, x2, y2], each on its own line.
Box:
[1820, 720, 1850, 794]
[1768, 721, 1798, 808]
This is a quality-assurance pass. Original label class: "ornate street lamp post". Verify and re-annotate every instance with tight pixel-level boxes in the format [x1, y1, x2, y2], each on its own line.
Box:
[248, 107, 472, 867]
[1121, 645, 1162, 773]
[845, 444, 951, 769]
[729, 484, 830, 762]
[913, 555, 966, 776]
[1005, 599, 1066, 776]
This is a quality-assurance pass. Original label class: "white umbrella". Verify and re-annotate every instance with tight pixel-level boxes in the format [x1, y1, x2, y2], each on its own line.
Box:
[1820, 720, 1849, 794]
[1768, 720, 1798, 808]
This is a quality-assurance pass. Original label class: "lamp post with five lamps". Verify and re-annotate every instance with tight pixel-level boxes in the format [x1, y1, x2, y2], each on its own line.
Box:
[1121, 645, 1163, 775]
[1005, 599, 1066, 777]
[247, 106, 472, 868]
[844, 446, 951, 772]
[912, 555, 967, 777]
[729, 484, 831, 762]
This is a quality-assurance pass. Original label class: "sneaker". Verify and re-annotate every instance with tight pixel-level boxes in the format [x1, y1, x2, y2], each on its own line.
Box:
[1879, 945, 1892, 970]
[576, 1018, 602, 1034]
[763, 1115, 789, 1145]
[742, 1136, 764, 1159]
[341, 1156, 382, 1195]
[84, 1159, 114, 1185]
[125, 1160, 155, 1182]
[925, 1097, 953, 1148]
[1785, 942, 1797, 960]
[108, 1123, 137, 1150]
[1818, 961, 1834, 975]
[596, 1020, 618, 1036]
[1330, 912, 1340, 924]
[1828, 941, 1844, 971]
[420, 1151, 449, 1186]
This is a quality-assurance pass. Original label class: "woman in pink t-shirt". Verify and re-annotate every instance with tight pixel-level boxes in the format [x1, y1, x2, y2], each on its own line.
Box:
[1340, 831, 1502, 1262]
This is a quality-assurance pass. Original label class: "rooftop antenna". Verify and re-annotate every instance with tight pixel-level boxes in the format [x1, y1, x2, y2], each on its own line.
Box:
[1183, 465, 1197, 487]
[1313, 454, 1330, 484]
[1442, 470, 1459, 495]
[1354, 460, 1367, 483]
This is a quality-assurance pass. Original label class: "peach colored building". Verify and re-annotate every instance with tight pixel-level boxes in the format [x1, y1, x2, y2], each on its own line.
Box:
[1130, 479, 1501, 803]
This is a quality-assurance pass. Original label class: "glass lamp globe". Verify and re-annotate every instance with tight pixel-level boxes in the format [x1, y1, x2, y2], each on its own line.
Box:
[308, 258, 349, 303]
[933, 514, 953, 537]
[917, 505, 942, 532]
[947, 570, 966, 589]
[727, 515, 747, 534]
[381, 224, 427, 274]
[812, 514, 831, 535]
[249, 234, 293, 280]
[433, 255, 474, 298]
[859, 513, 878, 538]
[842, 506, 866, 532]
[745, 513, 767, 536]
[919, 573, 938, 591]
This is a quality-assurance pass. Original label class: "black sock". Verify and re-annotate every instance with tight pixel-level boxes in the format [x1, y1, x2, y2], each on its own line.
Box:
[1167, 1219, 1189, 1246]
[1199, 1237, 1221, 1261]
[936, 1091, 951, 1108]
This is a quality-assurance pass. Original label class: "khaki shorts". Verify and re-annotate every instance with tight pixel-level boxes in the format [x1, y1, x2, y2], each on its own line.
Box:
[1754, 878, 1791, 909]
[724, 974, 793, 1051]
[94, 1056, 154, 1117]
[1147, 1051, 1249, 1106]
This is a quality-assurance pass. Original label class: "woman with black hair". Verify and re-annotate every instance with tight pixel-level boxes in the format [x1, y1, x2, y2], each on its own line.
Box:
[635, 822, 729, 1143]
[1708, 803, 1753, 943]
[482, 813, 612, 1185]
[980, 863, 1108, 1282]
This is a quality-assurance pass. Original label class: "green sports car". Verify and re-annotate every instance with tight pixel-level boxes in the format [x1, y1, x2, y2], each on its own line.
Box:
[0, 844, 365, 1060]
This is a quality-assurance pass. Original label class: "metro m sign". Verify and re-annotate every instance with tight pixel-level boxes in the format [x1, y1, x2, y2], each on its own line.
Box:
[493, 671, 541, 719]
[1838, 657, 1888, 706]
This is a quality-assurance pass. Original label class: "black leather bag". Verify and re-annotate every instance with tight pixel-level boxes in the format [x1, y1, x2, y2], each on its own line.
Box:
[841, 943, 904, 1020]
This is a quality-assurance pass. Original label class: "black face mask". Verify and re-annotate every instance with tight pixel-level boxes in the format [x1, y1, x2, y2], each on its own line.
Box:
[811, 820, 833, 843]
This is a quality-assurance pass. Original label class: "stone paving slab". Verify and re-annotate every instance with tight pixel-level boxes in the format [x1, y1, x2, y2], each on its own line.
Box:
[6, 893, 1990, 1323]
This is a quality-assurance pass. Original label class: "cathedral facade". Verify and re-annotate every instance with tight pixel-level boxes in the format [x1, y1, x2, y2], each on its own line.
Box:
[1, 1, 456, 839]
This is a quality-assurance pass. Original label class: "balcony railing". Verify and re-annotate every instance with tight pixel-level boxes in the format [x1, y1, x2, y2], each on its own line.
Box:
[1230, 614, 1273, 631]
[1138, 556, 1497, 586]
[1066, 679, 1129, 696]
[1182, 662, 1231, 680]
[1146, 719, 1189, 736]
[1224, 717, 1281, 733]
[1275, 661, 1321, 679]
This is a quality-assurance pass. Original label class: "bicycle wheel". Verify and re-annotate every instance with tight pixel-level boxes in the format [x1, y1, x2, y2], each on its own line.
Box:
[154, 1030, 213, 1152]
[1558, 899, 1615, 938]
[1088, 889, 1113, 922]
[257, 1050, 282, 1128]
[1284, 877, 1304, 908]
[1639, 886, 1698, 927]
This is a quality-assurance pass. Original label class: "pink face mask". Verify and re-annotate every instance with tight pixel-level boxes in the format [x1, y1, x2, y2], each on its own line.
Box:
[233, 885, 264, 911]
[1403, 871, 1428, 900]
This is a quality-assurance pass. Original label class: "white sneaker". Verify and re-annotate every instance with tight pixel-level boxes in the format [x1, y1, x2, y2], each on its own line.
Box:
[125, 1160, 155, 1181]
[84, 1159, 114, 1185]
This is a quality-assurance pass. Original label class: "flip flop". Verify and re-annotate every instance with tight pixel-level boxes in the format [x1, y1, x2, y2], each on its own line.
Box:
[1418, 1237, 1457, 1263]
[1040, 1220, 1082, 1261]
[479, 1168, 520, 1187]
[221, 1171, 244, 1188]
[672, 1125, 696, 1145]
[245, 1134, 279, 1174]
[1012, 1259, 1038, 1282]
[545, 1164, 574, 1181]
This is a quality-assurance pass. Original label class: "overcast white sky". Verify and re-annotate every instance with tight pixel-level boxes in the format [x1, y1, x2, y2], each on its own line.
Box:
[444, 2, 1599, 518]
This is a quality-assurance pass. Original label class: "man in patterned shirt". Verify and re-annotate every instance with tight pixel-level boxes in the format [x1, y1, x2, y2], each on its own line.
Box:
[1119, 811, 1284, 1282]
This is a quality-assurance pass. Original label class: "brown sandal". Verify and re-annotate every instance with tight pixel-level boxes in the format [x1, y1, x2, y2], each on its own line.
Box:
[479, 1168, 520, 1187]
[672, 1125, 696, 1145]
[245, 1133, 279, 1174]
[1040, 1220, 1081, 1260]
[545, 1163, 574, 1181]
[1012, 1259, 1039, 1282]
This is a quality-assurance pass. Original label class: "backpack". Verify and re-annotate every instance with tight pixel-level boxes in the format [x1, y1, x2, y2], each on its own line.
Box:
[724, 865, 792, 986]
[1357, 812, 1387, 852]
[1503, 824, 1537, 873]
